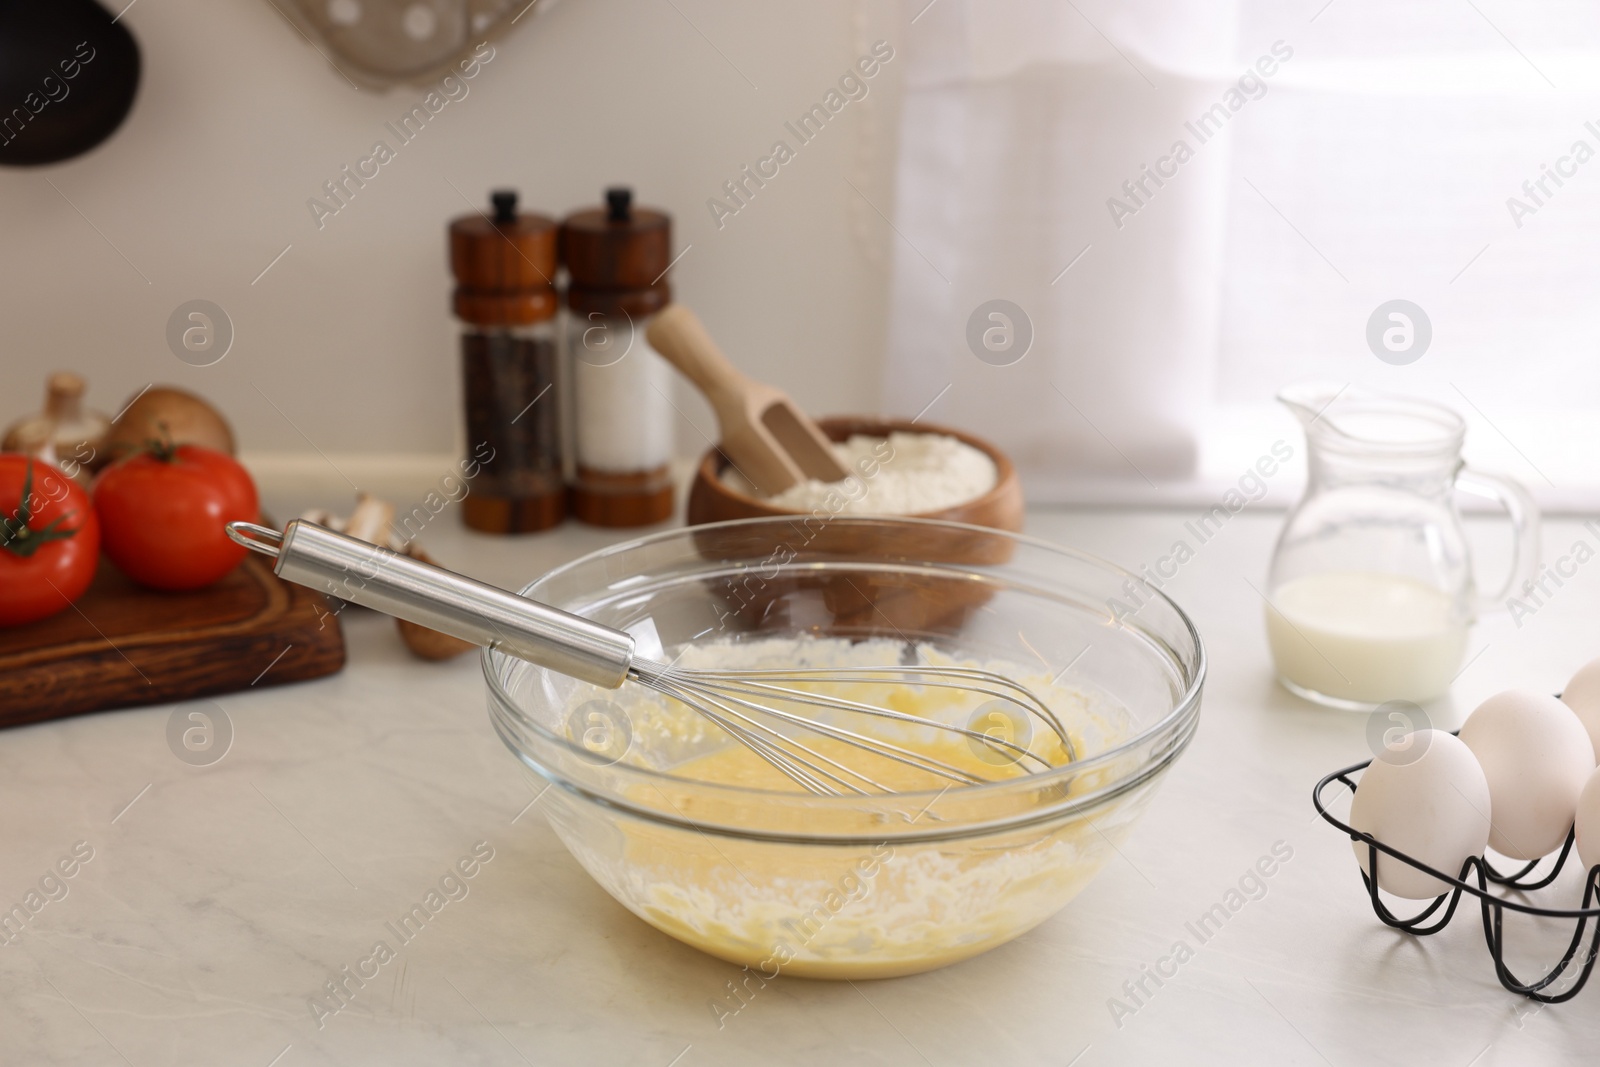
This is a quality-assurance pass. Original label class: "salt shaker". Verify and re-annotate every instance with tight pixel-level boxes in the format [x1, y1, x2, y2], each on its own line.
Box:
[449, 189, 565, 533]
[560, 187, 676, 526]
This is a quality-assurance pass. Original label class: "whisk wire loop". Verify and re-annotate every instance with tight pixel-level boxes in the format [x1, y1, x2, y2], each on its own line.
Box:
[680, 665, 1074, 754]
[650, 680, 897, 796]
[632, 659, 1075, 796]
[663, 677, 997, 788]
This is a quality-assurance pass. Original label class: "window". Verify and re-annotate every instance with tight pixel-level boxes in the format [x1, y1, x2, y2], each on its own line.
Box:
[884, 0, 1600, 507]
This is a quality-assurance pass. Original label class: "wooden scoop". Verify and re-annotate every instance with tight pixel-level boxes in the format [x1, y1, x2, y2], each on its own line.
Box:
[646, 304, 848, 495]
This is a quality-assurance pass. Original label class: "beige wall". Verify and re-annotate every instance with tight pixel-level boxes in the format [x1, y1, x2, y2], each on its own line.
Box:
[0, 0, 900, 470]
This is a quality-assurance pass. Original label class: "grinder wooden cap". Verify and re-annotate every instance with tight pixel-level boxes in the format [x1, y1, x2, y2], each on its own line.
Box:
[450, 189, 558, 325]
[562, 187, 672, 318]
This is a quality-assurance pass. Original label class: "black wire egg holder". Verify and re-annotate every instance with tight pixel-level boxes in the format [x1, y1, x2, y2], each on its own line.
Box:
[1315, 756, 1600, 1002]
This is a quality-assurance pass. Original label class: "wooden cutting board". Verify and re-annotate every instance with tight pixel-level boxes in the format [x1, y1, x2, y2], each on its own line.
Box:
[0, 552, 346, 729]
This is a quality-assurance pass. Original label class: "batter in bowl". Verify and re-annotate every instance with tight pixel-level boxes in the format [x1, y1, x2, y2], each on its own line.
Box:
[553, 637, 1131, 979]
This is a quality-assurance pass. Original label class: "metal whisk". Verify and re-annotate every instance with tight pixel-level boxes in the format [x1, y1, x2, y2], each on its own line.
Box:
[228, 520, 1076, 795]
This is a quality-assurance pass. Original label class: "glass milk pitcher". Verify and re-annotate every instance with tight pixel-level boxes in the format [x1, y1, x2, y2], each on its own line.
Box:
[1265, 382, 1539, 709]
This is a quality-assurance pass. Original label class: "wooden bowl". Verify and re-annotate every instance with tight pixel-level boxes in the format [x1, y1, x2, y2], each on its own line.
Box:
[686, 416, 1024, 531]
[685, 417, 1025, 637]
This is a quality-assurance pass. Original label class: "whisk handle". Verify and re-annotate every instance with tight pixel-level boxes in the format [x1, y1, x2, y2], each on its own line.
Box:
[229, 520, 635, 688]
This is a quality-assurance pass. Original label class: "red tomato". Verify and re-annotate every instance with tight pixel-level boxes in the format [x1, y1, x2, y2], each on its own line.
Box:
[0, 455, 101, 626]
[93, 444, 259, 591]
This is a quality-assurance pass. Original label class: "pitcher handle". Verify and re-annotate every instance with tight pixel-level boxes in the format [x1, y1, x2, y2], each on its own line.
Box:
[1454, 467, 1541, 616]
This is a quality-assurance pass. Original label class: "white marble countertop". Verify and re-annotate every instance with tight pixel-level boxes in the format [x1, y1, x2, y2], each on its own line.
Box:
[5, 479, 1600, 1066]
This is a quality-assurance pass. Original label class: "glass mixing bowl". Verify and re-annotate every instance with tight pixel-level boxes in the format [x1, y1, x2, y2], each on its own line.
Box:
[486, 517, 1204, 979]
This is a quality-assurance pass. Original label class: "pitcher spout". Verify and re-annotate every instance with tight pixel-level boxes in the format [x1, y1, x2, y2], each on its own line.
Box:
[1277, 380, 1348, 429]
[1277, 380, 1465, 456]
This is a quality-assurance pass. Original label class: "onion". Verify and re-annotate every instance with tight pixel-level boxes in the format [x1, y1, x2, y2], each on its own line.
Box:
[102, 386, 235, 466]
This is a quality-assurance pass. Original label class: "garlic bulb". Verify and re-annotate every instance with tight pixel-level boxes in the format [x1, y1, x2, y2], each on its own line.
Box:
[1, 372, 110, 478]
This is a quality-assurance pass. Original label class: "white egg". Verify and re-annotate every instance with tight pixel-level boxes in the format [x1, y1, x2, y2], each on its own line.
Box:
[1560, 657, 1600, 764]
[1349, 729, 1491, 899]
[1459, 689, 1595, 861]
[1578, 768, 1600, 872]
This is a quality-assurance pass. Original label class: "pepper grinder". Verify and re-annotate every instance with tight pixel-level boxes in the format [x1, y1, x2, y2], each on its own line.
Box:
[560, 187, 676, 527]
[449, 189, 565, 533]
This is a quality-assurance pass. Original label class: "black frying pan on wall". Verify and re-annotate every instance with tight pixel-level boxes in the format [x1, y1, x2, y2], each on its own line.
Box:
[0, 0, 140, 166]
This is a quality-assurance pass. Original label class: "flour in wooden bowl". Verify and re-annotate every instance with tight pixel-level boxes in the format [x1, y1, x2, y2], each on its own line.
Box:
[719, 432, 997, 515]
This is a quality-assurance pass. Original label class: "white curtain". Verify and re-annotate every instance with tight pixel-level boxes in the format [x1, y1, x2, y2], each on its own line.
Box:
[885, 0, 1600, 507]
[1214, 0, 1600, 509]
[881, 0, 1243, 500]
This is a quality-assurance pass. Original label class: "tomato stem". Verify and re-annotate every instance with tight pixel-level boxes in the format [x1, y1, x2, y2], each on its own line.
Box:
[1, 459, 81, 559]
[142, 421, 179, 463]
